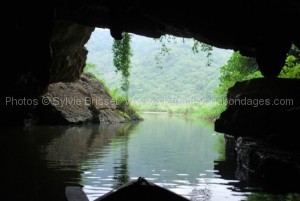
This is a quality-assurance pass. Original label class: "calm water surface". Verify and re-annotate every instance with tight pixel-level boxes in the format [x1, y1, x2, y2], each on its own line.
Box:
[2, 114, 299, 201]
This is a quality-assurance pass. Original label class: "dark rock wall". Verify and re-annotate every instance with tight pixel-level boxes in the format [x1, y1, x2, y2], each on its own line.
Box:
[3, 18, 94, 125]
[215, 78, 300, 138]
[50, 20, 95, 82]
[214, 79, 300, 190]
[215, 136, 300, 192]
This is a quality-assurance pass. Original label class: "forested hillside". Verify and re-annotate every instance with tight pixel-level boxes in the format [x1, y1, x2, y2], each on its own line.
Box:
[85, 29, 232, 103]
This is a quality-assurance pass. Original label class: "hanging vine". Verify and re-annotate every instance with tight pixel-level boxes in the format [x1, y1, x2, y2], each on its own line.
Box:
[192, 39, 213, 66]
[112, 33, 213, 99]
[112, 32, 133, 100]
[154, 35, 176, 68]
[155, 35, 213, 67]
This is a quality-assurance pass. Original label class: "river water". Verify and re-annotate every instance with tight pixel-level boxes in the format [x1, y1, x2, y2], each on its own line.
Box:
[2, 114, 299, 201]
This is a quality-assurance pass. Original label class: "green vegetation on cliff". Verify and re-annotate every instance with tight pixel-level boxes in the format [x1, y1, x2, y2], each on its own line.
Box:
[85, 29, 232, 102]
[217, 47, 300, 97]
[85, 29, 299, 119]
[85, 28, 232, 118]
[112, 32, 132, 99]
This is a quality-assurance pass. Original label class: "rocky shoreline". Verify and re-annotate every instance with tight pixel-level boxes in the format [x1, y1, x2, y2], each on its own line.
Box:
[214, 78, 300, 189]
[30, 73, 142, 125]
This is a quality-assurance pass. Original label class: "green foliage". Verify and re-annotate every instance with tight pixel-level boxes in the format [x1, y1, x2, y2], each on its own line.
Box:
[117, 110, 130, 119]
[83, 64, 128, 105]
[86, 29, 232, 104]
[84, 63, 105, 79]
[154, 35, 176, 68]
[214, 135, 225, 161]
[84, 63, 96, 72]
[86, 29, 299, 121]
[154, 35, 213, 68]
[216, 48, 300, 97]
[279, 55, 300, 78]
[82, 69, 112, 94]
[135, 102, 226, 119]
[212, 49, 299, 118]
[112, 32, 133, 98]
[82, 66, 140, 119]
[192, 39, 213, 66]
[216, 52, 260, 96]
[109, 87, 128, 105]
[193, 103, 226, 119]
[280, 45, 300, 78]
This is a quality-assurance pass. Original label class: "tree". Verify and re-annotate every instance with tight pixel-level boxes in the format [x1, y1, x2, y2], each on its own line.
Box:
[112, 32, 133, 100]
[279, 55, 300, 78]
[280, 45, 300, 78]
[216, 46, 300, 97]
[216, 52, 259, 96]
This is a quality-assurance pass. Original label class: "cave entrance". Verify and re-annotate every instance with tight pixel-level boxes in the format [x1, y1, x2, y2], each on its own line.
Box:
[84, 28, 232, 115]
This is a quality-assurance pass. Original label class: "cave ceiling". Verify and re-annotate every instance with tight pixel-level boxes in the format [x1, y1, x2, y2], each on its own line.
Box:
[58, 0, 300, 56]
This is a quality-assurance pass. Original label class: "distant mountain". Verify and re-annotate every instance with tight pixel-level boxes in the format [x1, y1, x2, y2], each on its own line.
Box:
[85, 29, 232, 103]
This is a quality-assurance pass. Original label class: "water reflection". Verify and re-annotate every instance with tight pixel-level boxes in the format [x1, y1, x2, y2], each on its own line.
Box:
[112, 132, 130, 188]
[2, 114, 299, 201]
[80, 114, 248, 201]
[2, 123, 139, 201]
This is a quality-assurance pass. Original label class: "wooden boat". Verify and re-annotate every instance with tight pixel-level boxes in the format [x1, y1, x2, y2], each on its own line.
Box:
[66, 177, 189, 201]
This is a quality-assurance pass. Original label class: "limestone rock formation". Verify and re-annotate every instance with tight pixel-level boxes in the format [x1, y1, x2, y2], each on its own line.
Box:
[214, 78, 300, 189]
[215, 78, 300, 138]
[38, 73, 142, 124]
[50, 20, 95, 82]
[235, 137, 300, 191]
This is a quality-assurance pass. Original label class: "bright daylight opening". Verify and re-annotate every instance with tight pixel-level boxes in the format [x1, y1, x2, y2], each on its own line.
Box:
[85, 28, 232, 118]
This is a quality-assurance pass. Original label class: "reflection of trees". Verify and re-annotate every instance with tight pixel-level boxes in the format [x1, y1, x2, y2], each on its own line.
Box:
[2, 122, 141, 201]
[2, 126, 83, 201]
[214, 135, 238, 184]
[213, 134, 226, 161]
[113, 132, 129, 188]
[112, 123, 140, 188]
[45, 123, 139, 167]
